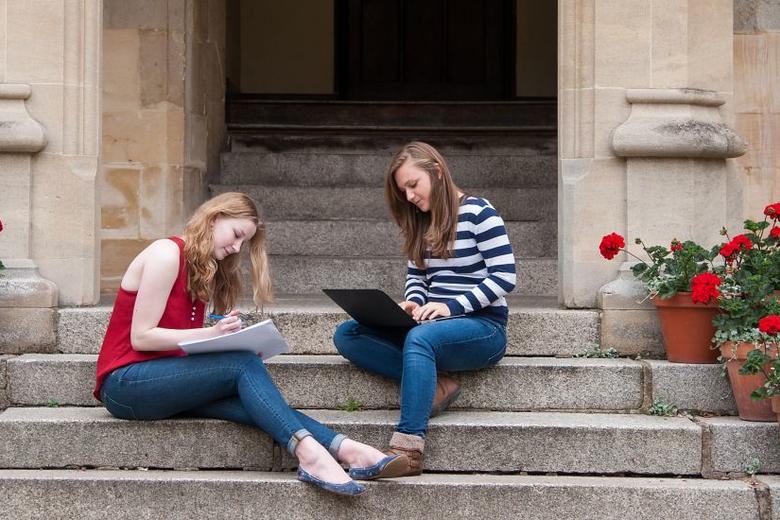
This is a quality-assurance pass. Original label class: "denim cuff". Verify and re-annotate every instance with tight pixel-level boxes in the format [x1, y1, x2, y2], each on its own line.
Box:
[328, 433, 347, 458]
[286, 428, 312, 454]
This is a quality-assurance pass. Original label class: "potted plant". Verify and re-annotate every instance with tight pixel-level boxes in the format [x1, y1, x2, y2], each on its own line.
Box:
[599, 233, 723, 363]
[715, 204, 780, 421]
[729, 315, 780, 423]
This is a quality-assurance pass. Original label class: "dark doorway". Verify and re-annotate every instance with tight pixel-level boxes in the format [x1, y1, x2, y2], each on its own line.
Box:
[338, 0, 515, 100]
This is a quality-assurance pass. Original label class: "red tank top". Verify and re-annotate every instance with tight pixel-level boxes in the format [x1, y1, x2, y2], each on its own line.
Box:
[93, 236, 206, 400]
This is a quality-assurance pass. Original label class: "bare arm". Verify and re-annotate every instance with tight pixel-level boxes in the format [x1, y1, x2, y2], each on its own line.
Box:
[129, 239, 233, 351]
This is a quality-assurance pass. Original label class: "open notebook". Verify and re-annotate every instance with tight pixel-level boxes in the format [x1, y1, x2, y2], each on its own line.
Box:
[177, 319, 289, 360]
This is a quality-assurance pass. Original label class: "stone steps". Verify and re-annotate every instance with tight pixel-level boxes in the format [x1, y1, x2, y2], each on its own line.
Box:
[263, 256, 558, 296]
[2, 407, 776, 476]
[54, 297, 605, 357]
[0, 407, 708, 474]
[5, 354, 736, 415]
[219, 150, 556, 188]
[211, 185, 557, 222]
[0, 470, 765, 520]
[262, 220, 556, 258]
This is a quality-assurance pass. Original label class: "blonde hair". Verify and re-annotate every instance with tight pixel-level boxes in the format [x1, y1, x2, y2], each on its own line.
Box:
[385, 142, 461, 268]
[182, 192, 273, 313]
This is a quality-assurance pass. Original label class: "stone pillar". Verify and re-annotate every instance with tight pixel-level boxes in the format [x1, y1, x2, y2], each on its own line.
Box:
[559, 0, 743, 313]
[0, 84, 58, 352]
[600, 88, 746, 355]
[0, 0, 102, 307]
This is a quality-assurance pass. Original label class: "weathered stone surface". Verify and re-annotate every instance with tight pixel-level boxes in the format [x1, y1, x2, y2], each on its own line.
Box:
[7, 354, 643, 412]
[212, 184, 558, 222]
[265, 220, 557, 258]
[645, 360, 736, 414]
[8, 354, 99, 406]
[735, 0, 780, 32]
[0, 356, 9, 411]
[264, 256, 558, 297]
[220, 151, 557, 188]
[0, 408, 272, 470]
[600, 309, 664, 358]
[289, 410, 702, 475]
[56, 298, 601, 357]
[700, 416, 780, 475]
[0, 266, 58, 308]
[0, 408, 701, 475]
[0, 308, 56, 354]
[57, 307, 112, 354]
[0, 470, 761, 520]
[760, 475, 780, 519]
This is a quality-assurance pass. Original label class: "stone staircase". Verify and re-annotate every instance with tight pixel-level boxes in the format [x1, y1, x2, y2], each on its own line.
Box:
[2, 298, 780, 518]
[215, 100, 559, 296]
[3, 104, 780, 518]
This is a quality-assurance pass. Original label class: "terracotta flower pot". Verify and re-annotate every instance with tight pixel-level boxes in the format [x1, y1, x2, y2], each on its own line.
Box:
[720, 341, 776, 422]
[652, 293, 720, 364]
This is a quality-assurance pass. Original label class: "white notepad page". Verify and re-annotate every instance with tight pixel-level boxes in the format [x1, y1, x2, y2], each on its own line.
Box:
[177, 319, 289, 360]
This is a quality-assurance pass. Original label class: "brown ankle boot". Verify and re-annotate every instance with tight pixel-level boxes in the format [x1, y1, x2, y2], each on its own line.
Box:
[372, 432, 425, 478]
[430, 373, 461, 418]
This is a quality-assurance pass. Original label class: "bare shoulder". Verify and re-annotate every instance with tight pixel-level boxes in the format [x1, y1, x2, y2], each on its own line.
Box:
[121, 238, 181, 292]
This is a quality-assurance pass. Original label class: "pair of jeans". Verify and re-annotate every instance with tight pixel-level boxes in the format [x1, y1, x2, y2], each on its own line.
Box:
[333, 315, 507, 437]
[100, 351, 345, 456]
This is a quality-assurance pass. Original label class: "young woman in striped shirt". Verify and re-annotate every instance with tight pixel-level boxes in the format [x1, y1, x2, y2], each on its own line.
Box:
[334, 141, 517, 479]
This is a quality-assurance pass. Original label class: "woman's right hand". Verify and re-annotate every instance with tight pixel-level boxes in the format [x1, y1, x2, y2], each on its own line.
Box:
[212, 310, 242, 336]
[398, 301, 420, 316]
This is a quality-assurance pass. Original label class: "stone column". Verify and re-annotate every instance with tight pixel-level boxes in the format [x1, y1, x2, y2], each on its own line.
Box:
[0, 0, 102, 307]
[599, 88, 746, 355]
[0, 84, 58, 352]
[559, 0, 744, 307]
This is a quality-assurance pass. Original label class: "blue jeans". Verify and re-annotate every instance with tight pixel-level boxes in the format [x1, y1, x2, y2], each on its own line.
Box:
[333, 316, 507, 437]
[100, 351, 345, 456]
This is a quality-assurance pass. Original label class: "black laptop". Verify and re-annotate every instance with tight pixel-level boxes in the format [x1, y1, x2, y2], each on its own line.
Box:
[323, 289, 457, 329]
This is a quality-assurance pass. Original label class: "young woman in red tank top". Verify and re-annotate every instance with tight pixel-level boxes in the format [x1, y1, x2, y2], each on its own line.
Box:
[94, 192, 396, 496]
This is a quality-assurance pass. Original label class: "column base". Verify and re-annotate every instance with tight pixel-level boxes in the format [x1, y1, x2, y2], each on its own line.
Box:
[0, 259, 58, 353]
[598, 262, 663, 357]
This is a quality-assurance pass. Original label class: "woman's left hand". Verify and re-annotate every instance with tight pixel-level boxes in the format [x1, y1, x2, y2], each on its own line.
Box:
[413, 302, 451, 321]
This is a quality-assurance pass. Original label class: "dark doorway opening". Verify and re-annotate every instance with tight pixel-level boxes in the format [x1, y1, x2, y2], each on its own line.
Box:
[337, 0, 515, 100]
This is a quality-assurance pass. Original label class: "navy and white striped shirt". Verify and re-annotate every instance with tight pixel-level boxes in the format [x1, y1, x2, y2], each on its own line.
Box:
[404, 196, 517, 325]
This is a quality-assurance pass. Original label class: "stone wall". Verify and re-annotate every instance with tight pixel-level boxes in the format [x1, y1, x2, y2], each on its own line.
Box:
[100, 0, 226, 292]
[734, 0, 780, 218]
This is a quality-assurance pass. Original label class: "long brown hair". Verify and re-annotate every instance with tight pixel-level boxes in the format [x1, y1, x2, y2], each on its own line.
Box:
[182, 192, 273, 313]
[385, 142, 461, 268]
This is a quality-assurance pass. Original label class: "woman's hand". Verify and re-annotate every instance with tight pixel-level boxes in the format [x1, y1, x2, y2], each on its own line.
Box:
[412, 302, 451, 321]
[398, 301, 420, 316]
[212, 310, 242, 336]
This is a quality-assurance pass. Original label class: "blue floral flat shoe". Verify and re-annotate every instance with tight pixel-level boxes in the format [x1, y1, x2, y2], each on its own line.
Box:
[296, 467, 366, 496]
[348, 454, 404, 480]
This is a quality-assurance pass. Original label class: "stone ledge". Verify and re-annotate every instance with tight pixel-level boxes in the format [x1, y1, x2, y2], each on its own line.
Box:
[644, 360, 736, 415]
[56, 300, 601, 357]
[7, 354, 644, 412]
[699, 417, 780, 476]
[0, 308, 56, 354]
[0, 407, 702, 475]
[0, 470, 761, 520]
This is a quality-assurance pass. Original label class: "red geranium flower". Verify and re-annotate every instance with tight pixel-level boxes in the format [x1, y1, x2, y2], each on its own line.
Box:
[670, 239, 682, 252]
[771, 227, 780, 238]
[758, 315, 780, 336]
[690, 272, 721, 304]
[731, 234, 753, 251]
[720, 242, 737, 260]
[764, 203, 780, 220]
[599, 232, 625, 260]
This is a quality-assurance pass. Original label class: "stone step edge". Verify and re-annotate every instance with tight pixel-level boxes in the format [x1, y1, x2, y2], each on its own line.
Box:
[0, 470, 764, 520]
[2, 408, 769, 478]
